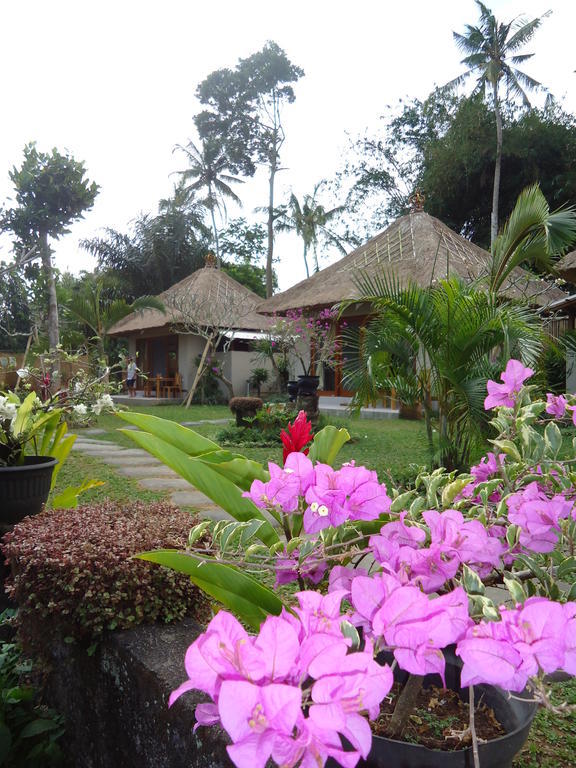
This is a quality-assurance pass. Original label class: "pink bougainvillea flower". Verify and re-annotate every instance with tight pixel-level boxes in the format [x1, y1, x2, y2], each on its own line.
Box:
[283, 451, 316, 496]
[546, 393, 567, 419]
[470, 452, 506, 482]
[281, 410, 313, 464]
[484, 359, 534, 410]
[274, 548, 328, 587]
[243, 462, 301, 513]
[507, 482, 573, 553]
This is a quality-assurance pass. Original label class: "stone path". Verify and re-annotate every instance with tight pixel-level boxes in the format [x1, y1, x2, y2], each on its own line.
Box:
[72, 434, 229, 521]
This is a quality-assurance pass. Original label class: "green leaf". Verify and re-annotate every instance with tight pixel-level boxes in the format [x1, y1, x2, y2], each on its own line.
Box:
[307, 426, 350, 464]
[117, 411, 220, 455]
[558, 556, 576, 580]
[51, 478, 105, 508]
[196, 450, 268, 491]
[390, 490, 417, 514]
[490, 439, 522, 463]
[441, 477, 471, 507]
[137, 550, 284, 630]
[462, 564, 485, 595]
[544, 421, 562, 457]
[340, 620, 360, 650]
[503, 577, 527, 605]
[188, 521, 212, 546]
[119, 431, 279, 547]
[20, 718, 61, 738]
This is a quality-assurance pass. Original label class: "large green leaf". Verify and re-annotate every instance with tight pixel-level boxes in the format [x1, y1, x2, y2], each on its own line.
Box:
[197, 450, 268, 490]
[117, 411, 220, 456]
[308, 425, 350, 464]
[120, 430, 279, 546]
[51, 478, 105, 509]
[137, 550, 284, 630]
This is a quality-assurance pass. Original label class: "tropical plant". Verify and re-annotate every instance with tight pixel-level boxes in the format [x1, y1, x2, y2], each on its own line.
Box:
[341, 275, 542, 470]
[446, 1, 550, 244]
[1, 143, 99, 350]
[274, 183, 348, 277]
[63, 273, 165, 364]
[175, 139, 243, 265]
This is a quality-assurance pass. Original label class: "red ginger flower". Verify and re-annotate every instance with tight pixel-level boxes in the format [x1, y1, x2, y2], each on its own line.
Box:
[281, 410, 313, 464]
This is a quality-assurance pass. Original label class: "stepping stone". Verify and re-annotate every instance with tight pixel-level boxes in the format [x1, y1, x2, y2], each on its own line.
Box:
[138, 477, 193, 491]
[116, 465, 180, 479]
[169, 490, 220, 508]
[81, 428, 106, 435]
[101, 455, 161, 467]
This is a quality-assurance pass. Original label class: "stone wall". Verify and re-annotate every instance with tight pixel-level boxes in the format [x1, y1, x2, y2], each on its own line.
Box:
[41, 618, 229, 768]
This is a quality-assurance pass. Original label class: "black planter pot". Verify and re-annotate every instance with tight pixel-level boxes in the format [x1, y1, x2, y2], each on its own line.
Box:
[0, 456, 58, 528]
[297, 375, 320, 396]
[287, 380, 299, 402]
[360, 651, 537, 768]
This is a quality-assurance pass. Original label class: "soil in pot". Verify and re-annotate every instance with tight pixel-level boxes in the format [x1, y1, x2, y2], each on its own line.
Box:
[374, 681, 505, 750]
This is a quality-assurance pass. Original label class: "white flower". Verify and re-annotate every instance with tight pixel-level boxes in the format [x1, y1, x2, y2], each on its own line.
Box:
[92, 393, 115, 416]
[73, 404, 88, 416]
[16, 368, 29, 379]
[0, 398, 17, 423]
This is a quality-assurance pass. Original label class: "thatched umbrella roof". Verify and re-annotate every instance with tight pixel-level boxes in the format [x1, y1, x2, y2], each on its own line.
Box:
[259, 211, 566, 313]
[108, 263, 272, 336]
[556, 249, 576, 284]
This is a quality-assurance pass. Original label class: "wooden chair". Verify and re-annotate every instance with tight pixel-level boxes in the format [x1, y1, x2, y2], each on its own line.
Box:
[163, 372, 182, 399]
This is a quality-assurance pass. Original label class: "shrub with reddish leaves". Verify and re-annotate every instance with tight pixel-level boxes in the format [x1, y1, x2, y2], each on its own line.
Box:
[1, 501, 209, 643]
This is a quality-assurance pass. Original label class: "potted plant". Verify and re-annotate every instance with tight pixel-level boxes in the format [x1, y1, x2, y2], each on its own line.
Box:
[0, 365, 117, 525]
[118, 361, 576, 768]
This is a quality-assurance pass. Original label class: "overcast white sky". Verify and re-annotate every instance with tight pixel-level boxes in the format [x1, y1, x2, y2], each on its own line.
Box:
[1, 0, 575, 291]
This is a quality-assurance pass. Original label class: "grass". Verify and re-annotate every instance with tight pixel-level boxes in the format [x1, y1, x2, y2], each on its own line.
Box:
[512, 678, 576, 768]
[48, 451, 168, 508]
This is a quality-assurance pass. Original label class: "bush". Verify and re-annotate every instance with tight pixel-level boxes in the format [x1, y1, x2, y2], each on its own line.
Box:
[228, 397, 263, 426]
[2, 501, 209, 644]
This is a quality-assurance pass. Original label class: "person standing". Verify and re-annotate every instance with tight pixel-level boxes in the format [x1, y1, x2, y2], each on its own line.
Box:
[126, 357, 138, 398]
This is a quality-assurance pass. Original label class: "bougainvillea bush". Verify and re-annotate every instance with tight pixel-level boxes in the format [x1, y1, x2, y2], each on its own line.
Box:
[118, 364, 576, 768]
[1, 501, 210, 644]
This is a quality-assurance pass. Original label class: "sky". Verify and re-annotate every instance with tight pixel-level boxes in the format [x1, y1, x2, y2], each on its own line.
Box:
[1, 0, 575, 292]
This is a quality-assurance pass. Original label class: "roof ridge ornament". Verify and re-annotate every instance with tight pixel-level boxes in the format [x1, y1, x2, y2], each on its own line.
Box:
[204, 252, 217, 268]
[409, 189, 425, 212]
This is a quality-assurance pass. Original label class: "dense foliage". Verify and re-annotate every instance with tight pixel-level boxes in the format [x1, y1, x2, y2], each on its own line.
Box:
[2, 501, 209, 642]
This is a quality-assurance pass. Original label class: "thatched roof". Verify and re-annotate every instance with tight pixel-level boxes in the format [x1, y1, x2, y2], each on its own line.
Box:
[556, 249, 576, 283]
[108, 265, 272, 336]
[259, 211, 566, 313]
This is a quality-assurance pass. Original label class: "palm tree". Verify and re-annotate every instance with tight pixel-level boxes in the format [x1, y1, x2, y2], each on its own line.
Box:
[342, 186, 576, 471]
[275, 183, 349, 277]
[446, 1, 550, 245]
[64, 275, 165, 365]
[175, 139, 243, 265]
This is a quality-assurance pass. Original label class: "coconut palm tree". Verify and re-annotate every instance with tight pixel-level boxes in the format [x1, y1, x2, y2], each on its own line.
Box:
[175, 139, 244, 265]
[342, 186, 576, 471]
[275, 183, 349, 277]
[446, 1, 550, 245]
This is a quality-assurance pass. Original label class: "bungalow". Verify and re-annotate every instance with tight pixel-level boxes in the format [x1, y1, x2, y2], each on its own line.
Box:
[259, 208, 566, 402]
[107, 257, 274, 399]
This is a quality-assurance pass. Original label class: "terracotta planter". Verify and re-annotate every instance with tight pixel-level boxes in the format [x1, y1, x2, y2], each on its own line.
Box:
[0, 456, 58, 528]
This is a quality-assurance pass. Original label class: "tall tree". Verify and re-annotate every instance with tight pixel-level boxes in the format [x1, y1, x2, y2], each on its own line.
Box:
[2, 143, 99, 350]
[175, 140, 243, 264]
[195, 41, 304, 297]
[274, 183, 348, 277]
[446, 1, 549, 245]
[82, 186, 210, 299]
[219, 218, 274, 298]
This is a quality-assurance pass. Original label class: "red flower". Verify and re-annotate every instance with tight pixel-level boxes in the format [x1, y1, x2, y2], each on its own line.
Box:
[280, 410, 313, 464]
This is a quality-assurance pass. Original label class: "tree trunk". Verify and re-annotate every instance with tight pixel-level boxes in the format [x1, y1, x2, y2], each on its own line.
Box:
[184, 338, 211, 408]
[210, 205, 221, 267]
[40, 231, 59, 351]
[302, 243, 310, 279]
[491, 82, 503, 247]
[266, 155, 277, 299]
